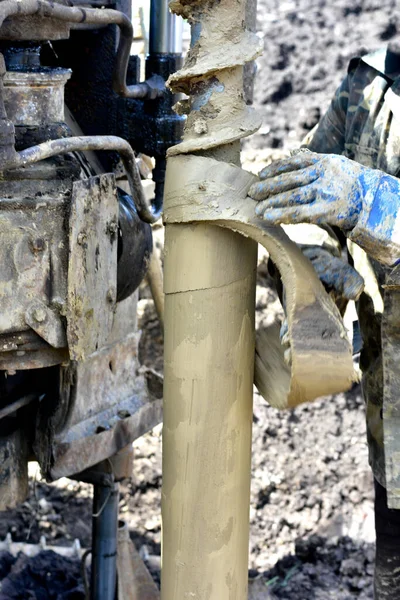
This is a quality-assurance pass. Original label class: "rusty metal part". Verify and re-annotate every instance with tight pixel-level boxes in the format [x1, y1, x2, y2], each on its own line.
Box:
[72, 445, 134, 485]
[48, 390, 162, 481]
[0, 330, 55, 352]
[0, 393, 36, 420]
[25, 302, 67, 349]
[0, 163, 74, 370]
[117, 520, 160, 600]
[10, 135, 159, 223]
[0, 346, 68, 370]
[0, 0, 164, 99]
[0, 145, 77, 368]
[67, 175, 118, 361]
[34, 328, 162, 481]
[3, 68, 71, 126]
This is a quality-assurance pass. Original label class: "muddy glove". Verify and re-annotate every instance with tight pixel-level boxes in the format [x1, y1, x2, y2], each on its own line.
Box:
[278, 245, 363, 354]
[248, 152, 400, 267]
[299, 245, 364, 301]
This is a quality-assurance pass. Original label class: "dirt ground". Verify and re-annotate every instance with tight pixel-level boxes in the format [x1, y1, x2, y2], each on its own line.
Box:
[0, 1, 398, 598]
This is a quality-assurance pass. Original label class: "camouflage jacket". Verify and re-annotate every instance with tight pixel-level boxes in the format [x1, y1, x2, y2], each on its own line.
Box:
[306, 46, 400, 498]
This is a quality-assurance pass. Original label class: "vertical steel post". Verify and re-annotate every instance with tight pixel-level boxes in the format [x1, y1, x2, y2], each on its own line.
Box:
[91, 482, 119, 600]
[149, 0, 182, 55]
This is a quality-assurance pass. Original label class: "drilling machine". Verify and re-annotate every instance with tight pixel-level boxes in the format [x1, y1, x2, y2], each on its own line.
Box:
[0, 0, 183, 597]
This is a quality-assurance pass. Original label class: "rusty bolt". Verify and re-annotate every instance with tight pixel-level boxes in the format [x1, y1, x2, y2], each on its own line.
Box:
[107, 288, 116, 304]
[32, 307, 46, 323]
[30, 237, 46, 253]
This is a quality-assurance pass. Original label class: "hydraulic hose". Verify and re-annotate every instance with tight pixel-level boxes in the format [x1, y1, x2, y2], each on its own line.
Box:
[11, 135, 159, 223]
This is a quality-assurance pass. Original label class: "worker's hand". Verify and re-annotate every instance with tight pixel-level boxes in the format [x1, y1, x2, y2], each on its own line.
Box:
[278, 246, 363, 347]
[248, 152, 378, 230]
[300, 245, 364, 301]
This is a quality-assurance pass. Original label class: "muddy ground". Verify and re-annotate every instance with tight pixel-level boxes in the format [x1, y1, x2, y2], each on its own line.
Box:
[0, 1, 399, 598]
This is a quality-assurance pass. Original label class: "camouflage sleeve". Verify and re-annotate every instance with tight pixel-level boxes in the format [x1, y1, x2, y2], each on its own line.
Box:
[304, 74, 351, 155]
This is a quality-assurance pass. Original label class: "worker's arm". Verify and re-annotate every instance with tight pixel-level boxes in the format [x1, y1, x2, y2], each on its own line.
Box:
[304, 70, 351, 155]
[248, 151, 400, 267]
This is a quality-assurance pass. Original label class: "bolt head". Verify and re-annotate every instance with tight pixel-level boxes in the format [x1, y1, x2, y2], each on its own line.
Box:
[33, 308, 46, 323]
[30, 237, 45, 253]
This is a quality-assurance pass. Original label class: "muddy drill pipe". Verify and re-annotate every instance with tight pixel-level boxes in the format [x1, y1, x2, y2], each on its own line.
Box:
[161, 0, 262, 597]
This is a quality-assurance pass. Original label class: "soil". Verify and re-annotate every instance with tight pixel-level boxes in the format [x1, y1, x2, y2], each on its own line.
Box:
[0, 1, 398, 599]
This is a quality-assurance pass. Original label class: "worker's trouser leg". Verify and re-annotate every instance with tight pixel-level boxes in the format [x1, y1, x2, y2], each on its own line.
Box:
[374, 479, 400, 599]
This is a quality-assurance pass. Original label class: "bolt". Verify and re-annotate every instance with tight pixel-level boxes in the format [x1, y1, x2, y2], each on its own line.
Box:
[32, 307, 46, 323]
[30, 237, 45, 253]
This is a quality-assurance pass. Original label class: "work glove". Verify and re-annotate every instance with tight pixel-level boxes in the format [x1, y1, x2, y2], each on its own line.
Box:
[277, 245, 363, 357]
[299, 245, 364, 302]
[248, 151, 400, 267]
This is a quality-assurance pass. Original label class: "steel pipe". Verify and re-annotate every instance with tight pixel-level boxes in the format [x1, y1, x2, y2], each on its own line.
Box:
[90, 482, 119, 600]
[161, 0, 260, 595]
[149, 0, 183, 55]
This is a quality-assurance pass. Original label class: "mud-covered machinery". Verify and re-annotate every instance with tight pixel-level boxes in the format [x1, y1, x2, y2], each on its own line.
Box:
[0, 1, 183, 596]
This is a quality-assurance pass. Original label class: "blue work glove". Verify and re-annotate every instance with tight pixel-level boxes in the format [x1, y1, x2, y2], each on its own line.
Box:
[277, 245, 363, 351]
[248, 151, 400, 266]
[248, 152, 372, 229]
[299, 245, 364, 301]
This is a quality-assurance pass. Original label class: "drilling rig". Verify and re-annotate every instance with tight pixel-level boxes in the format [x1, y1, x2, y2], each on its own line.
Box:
[0, 1, 183, 597]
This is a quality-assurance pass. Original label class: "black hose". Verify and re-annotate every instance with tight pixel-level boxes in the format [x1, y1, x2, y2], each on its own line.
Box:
[13, 135, 160, 223]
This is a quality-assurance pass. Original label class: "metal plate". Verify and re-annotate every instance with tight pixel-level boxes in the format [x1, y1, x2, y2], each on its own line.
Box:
[67, 174, 118, 361]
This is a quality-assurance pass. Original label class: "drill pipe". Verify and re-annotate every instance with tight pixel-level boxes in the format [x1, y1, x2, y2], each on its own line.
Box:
[161, 0, 262, 597]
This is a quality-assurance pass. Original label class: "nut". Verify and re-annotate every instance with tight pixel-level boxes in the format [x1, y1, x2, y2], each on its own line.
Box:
[32, 307, 46, 323]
